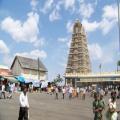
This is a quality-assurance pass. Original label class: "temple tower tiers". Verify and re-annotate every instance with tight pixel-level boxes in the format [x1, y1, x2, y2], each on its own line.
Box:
[66, 20, 91, 74]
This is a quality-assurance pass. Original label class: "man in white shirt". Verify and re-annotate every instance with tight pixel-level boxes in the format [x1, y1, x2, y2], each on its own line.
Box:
[76, 87, 80, 98]
[100, 88, 105, 96]
[69, 86, 73, 99]
[18, 86, 29, 120]
[55, 86, 59, 99]
[1, 84, 6, 99]
[62, 86, 66, 99]
[82, 88, 86, 100]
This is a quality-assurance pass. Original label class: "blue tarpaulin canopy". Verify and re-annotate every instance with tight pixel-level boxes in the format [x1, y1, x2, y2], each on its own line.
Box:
[15, 76, 41, 87]
[15, 76, 25, 82]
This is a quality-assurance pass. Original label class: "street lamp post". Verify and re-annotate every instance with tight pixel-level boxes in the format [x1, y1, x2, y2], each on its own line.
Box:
[117, 0, 120, 52]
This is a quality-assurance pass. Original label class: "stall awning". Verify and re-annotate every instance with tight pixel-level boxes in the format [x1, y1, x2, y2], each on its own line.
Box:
[0, 75, 4, 81]
[4, 76, 19, 83]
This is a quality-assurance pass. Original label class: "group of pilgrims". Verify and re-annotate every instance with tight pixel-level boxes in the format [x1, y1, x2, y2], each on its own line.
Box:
[0, 80, 120, 120]
[47, 85, 86, 100]
[48, 85, 120, 120]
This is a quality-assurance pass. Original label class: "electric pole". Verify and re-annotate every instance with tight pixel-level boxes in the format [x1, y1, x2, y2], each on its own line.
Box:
[38, 57, 40, 80]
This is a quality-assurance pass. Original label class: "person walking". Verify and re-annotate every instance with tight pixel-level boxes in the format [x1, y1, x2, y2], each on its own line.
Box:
[76, 87, 80, 98]
[18, 86, 29, 120]
[82, 88, 86, 100]
[93, 93, 103, 120]
[62, 86, 66, 99]
[106, 96, 118, 120]
[55, 86, 59, 100]
[1, 83, 6, 99]
[7, 83, 12, 99]
[69, 86, 73, 100]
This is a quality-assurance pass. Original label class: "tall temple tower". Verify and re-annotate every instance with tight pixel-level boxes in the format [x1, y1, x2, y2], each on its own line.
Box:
[66, 20, 91, 74]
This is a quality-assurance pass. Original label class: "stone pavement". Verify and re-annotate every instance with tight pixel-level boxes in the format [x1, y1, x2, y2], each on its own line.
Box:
[0, 92, 120, 120]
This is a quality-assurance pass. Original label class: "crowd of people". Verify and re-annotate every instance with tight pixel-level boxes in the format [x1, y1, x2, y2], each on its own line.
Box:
[46, 85, 87, 100]
[0, 80, 120, 120]
[93, 88, 120, 120]
[47, 84, 120, 120]
[0, 81, 18, 99]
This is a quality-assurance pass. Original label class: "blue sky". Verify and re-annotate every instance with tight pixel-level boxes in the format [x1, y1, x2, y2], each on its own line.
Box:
[0, 0, 119, 81]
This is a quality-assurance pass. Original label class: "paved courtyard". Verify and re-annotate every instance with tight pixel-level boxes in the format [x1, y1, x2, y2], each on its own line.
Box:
[0, 92, 120, 120]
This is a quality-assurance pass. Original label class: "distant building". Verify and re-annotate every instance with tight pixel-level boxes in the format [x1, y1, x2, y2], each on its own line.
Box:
[64, 72, 120, 87]
[10, 56, 48, 81]
[0, 65, 12, 76]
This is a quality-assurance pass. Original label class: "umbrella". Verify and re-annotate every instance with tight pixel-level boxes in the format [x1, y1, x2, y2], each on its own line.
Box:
[25, 79, 33, 83]
[15, 75, 25, 82]
[41, 81, 48, 88]
[32, 80, 40, 87]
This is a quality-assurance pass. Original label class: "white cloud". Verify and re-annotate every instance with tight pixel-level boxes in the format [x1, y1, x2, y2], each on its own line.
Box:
[88, 43, 102, 61]
[66, 21, 74, 33]
[1, 12, 41, 45]
[15, 49, 47, 59]
[99, 18, 116, 35]
[77, 0, 85, 4]
[2, 49, 47, 67]
[49, 9, 61, 21]
[79, 3, 94, 18]
[55, 1, 63, 11]
[94, 0, 98, 6]
[101, 41, 117, 64]
[100, 4, 117, 35]
[57, 38, 67, 43]
[88, 41, 116, 64]
[82, 19, 99, 32]
[59, 62, 66, 68]
[3, 55, 13, 67]
[41, 0, 54, 14]
[57, 36, 71, 48]
[67, 40, 71, 48]
[63, 0, 75, 10]
[81, 4, 117, 34]
[102, 5, 117, 20]
[41, 0, 75, 15]
[34, 37, 45, 48]
[0, 40, 9, 54]
[30, 0, 38, 11]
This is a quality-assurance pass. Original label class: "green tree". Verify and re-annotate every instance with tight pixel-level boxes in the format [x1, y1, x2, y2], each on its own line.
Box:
[53, 74, 63, 85]
[117, 60, 120, 66]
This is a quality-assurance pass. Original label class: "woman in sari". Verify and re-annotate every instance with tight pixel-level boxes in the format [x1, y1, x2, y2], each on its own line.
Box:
[106, 96, 118, 120]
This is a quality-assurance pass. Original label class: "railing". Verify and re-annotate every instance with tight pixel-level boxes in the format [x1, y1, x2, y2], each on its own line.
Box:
[64, 71, 120, 77]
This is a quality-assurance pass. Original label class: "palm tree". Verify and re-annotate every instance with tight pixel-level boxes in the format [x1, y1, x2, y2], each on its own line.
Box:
[117, 60, 120, 71]
[53, 74, 63, 85]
